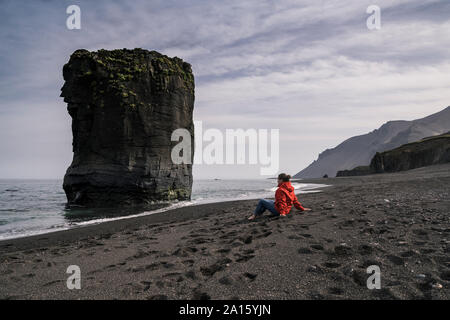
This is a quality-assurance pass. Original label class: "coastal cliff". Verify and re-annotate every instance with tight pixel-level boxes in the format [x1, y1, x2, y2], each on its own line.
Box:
[336, 132, 450, 176]
[370, 132, 450, 173]
[60, 49, 195, 207]
[336, 166, 372, 177]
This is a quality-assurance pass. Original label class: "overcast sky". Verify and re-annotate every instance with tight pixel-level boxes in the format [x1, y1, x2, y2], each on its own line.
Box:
[0, 0, 449, 179]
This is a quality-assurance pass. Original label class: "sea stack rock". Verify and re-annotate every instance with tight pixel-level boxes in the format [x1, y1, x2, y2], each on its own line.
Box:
[61, 49, 195, 207]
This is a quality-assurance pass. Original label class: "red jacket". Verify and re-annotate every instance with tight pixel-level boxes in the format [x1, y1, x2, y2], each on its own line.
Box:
[275, 181, 305, 215]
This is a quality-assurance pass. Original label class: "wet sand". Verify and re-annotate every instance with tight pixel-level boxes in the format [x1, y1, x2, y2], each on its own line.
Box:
[0, 164, 449, 300]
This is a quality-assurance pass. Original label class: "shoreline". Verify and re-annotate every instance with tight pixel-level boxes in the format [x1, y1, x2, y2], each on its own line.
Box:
[0, 182, 329, 243]
[1, 164, 449, 299]
[0, 198, 262, 253]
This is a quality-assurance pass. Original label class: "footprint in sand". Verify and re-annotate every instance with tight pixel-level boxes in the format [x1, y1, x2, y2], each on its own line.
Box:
[127, 265, 146, 273]
[413, 229, 428, 236]
[255, 243, 276, 249]
[323, 262, 341, 269]
[173, 246, 199, 257]
[192, 290, 211, 300]
[255, 231, 272, 239]
[234, 252, 255, 263]
[185, 270, 196, 280]
[188, 237, 213, 245]
[361, 259, 382, 268]
[9, 276, 22, 282]
[200, 248, 211, 256]
[439, 270, 450, 281]
[216, 248, 231, 255]
[164, 272, 182, 278]
[328, 287, 344, 295]
[400, 250, 416, 257]
[200, 258, 232, 277]
[307, 265, 324, 273]
[171, 248, 189, 257]
[298, 248, 313, 254]
[387, 254, 404, 266]
[351, 269, 367, 286]
[333, 245, 353, 256]
[182, 259, 195, 266]
[140, 281, 151, 291]
[161, 262, 175, 269]
[358, 244, 374, 255]
[133, 250, 151, 259]
[219, 276, 233, 285]
[230, 240, 245, 247]
[242, 235, 253, 244]
[220, 231, 239, 239]
[243, 272, 257, 281]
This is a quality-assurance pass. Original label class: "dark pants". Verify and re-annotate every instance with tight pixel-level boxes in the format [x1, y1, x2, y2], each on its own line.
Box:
[254, 199, 280, 216]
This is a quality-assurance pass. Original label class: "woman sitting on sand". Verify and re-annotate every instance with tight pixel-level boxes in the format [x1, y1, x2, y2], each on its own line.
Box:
[248, 173, 311, 220]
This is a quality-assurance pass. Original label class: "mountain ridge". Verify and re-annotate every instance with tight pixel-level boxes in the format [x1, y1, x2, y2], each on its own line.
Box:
[294, 106, 450, 178]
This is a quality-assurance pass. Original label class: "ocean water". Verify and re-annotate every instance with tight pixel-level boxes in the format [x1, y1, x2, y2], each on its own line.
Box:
[0, 179, 328, 240]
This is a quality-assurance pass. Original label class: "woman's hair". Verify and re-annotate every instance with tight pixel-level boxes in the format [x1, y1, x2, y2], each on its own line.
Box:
[278, 173, 291, 182]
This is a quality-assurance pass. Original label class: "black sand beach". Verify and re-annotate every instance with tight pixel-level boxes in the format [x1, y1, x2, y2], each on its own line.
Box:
[0, 164, 449, 300]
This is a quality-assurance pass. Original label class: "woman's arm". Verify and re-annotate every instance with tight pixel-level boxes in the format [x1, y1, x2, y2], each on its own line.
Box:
[293, 195, 311, 211]
[293, 196, 305, 211]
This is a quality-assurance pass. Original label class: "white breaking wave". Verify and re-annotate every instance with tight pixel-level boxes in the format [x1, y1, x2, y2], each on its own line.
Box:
[269, 183, 329, 192]
[0, 179, 330, 241]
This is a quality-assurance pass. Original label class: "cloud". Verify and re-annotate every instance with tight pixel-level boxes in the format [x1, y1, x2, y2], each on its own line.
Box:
[0, 0, 449, 178]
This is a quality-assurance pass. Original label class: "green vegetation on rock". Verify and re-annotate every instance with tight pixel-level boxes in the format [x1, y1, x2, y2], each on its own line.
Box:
[63, 48, 195, 110]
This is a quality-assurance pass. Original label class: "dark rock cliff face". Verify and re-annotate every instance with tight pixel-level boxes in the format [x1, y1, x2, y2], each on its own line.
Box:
[61, 49, 195, 207]
[336, 166, 372, 177]
[370, 132, 450, 174]
[336, 132, 450, 176]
